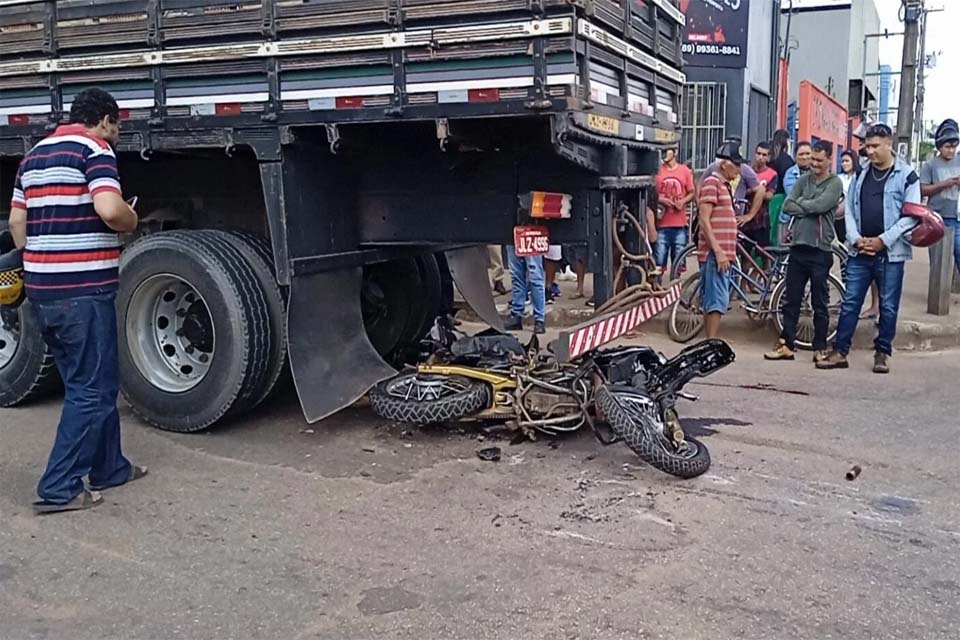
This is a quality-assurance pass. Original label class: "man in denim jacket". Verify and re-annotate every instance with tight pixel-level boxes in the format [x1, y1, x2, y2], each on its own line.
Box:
[818, 123, 921, 373]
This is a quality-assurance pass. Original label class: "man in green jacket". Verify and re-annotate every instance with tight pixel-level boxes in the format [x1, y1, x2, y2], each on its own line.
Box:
[765, 140, 843, 362]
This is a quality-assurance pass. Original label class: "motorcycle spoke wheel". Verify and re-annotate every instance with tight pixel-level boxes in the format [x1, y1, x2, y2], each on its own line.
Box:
[369, 372, 490, 426]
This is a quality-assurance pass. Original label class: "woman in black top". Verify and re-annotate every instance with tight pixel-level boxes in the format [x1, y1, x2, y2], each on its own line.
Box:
[769, 129, 796, 195]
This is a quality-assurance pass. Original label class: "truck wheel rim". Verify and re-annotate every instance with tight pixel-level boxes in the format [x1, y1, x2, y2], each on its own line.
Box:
[126, 274, 215, 393]
[0, 307, 19, 371]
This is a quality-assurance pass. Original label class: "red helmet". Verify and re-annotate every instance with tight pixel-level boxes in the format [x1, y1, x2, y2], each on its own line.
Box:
[902, 202, 944, 248]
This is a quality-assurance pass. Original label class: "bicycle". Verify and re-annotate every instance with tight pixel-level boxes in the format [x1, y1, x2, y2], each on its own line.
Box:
[668, 243, 845, 350]
[668, 217, 849, 284]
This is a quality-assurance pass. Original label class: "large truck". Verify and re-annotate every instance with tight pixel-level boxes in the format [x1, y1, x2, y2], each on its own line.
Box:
[0, 0, 685, 432]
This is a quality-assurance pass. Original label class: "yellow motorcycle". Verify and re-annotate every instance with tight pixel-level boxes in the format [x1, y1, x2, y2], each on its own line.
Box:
[370, 318, 735, 479]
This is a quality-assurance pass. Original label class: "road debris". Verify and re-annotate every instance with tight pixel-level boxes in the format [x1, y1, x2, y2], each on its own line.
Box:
[846, 465, 862, 481]
[476, 447, 502, 462]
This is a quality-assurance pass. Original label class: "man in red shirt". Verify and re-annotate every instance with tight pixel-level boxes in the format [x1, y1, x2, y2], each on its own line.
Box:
[655, 147, 695, 272]
[698, 141, 742, 339]
[740, 142, 779, 250]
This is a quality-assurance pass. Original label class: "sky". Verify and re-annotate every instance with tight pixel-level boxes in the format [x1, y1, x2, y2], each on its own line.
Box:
[785, 0, 957, 130]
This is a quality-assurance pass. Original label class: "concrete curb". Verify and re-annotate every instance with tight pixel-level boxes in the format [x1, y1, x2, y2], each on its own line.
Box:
[460, 302, 960, 353]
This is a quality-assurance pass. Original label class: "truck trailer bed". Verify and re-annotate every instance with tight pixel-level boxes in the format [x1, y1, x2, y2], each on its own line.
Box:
[0, 0, 685, 155]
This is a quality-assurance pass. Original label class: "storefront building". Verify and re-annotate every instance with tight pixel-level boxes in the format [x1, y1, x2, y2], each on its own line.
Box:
[679, 0, 781, 170]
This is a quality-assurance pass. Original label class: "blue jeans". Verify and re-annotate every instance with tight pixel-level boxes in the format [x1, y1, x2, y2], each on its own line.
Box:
[832, 254, 905, 356]
[32, 293, 130, 504]
[507, 248, 546, 322]
[654, 227, 689, 269]
[699, 252, 732, 315]
[943, 218, 960, 278]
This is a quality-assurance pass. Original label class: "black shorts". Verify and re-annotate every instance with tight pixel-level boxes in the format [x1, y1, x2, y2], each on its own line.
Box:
[742, 225, 769, 248]
[562, 244, 588, 266]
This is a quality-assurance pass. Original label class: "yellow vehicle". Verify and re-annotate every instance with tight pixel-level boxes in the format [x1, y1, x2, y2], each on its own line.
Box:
[369, 318, 736, 479]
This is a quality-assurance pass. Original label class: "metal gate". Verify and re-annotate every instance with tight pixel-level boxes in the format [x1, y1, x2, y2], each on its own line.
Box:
[680, 82, 726, 171]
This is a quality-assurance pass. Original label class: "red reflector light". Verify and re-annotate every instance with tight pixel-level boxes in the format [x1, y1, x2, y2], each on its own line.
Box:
[336, 96, 365, 109]
[528, 191, 573, 219]
[468, 89, 500, 103]
[118, 109, 130, 120]
[215, 103, 242, 116]
[8, 114, 30, 126]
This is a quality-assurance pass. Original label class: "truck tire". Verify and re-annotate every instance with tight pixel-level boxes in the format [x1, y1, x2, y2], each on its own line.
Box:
[0, 301, 60, 407]
[369, 372, 490, 425]
[118, 231, 269, 432]
[181, 231, 272, 414]
[414, 254, 443, 340]
[216, 231, 288, 407]
[362, 258, 422, 360]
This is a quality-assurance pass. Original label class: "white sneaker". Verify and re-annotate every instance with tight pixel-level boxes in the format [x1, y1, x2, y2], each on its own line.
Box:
[558, 267, 577, 281]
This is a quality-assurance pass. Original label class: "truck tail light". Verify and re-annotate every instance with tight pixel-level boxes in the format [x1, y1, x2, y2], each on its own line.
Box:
[336, 96, 365, 109]
[526, 191, 572, 219]
[215, 103, 243, 116]
[468, 89, 500, 103]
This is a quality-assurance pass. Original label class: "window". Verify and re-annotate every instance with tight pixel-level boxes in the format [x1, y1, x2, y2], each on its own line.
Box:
[680, 82, 726, 172]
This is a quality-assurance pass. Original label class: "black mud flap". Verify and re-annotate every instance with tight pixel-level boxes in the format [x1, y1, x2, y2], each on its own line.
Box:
[444, 246, 504, 331]
[287, 268, 397, 423]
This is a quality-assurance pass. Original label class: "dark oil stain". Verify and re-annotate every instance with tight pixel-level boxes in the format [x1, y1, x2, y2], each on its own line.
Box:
[695, 381, 810, 396]
[871, 495, 920, 516]
[357, 586, 423, 616]
[683, 417, 753, 437]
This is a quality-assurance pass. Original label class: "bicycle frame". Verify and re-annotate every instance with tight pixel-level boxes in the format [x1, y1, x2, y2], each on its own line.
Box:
[726, 256, 785, 316]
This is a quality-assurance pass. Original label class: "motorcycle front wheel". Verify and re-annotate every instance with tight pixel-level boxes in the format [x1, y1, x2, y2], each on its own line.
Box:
[595, 385, 710, 479]
[369, 373, 490, 425]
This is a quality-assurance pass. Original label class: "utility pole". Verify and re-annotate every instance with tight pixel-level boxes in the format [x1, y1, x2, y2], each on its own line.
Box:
[914, 5, 943, 163]
[914, 7, 927, 162]
[895, 0, 923, 159]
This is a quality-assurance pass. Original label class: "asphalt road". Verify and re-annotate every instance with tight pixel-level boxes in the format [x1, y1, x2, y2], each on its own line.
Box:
[1, 334, 958, 640]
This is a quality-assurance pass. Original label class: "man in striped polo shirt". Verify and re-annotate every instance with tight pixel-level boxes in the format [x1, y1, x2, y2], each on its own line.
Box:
[697, 140, 743, 339]
[8, 88, 147, 513]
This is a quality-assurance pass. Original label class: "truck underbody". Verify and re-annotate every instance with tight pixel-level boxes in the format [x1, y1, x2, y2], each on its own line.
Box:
[0, 0, 686, 431]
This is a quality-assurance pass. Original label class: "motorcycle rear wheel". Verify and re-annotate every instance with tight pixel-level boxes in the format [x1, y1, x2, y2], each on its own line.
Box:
[369, 373, 490, 425]
[596, 385, 710, 479]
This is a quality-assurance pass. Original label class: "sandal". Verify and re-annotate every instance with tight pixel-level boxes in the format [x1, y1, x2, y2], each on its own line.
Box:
[89, 465, 149, 492]
[33, 489, 102, 515]
[570, 292, 585, 300]
[585, 299, 595, 308]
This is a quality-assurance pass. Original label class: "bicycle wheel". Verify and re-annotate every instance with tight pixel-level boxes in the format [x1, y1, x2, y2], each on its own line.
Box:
[832, 244, 849, 284]
[772, 272, 845, 351]
[668, 273, 705, 343]
[668, 243, 698, 282]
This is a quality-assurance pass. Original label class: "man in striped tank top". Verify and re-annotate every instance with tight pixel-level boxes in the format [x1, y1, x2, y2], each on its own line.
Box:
[8, 88, 147, 513]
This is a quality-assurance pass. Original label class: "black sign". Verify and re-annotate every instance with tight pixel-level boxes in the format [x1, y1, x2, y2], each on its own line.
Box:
[679, 0, 750, 69]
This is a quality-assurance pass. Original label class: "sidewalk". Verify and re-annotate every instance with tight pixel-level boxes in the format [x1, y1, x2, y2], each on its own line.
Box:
[475, 251, 960, 352]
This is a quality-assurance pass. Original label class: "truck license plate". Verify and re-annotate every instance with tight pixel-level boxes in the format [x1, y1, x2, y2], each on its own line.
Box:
[587, 114, 619, 135]
[513, 225, 550, 257]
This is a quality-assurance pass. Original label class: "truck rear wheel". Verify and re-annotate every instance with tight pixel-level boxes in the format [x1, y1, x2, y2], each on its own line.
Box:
[118, 231, 272, 432]
[362, 257, 423, 361]
[0, 302, 60, 407]
[217, 231, 288, 406]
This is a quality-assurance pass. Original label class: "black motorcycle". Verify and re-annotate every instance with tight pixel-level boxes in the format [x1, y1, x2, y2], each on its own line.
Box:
[369, 318, 735, 479]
